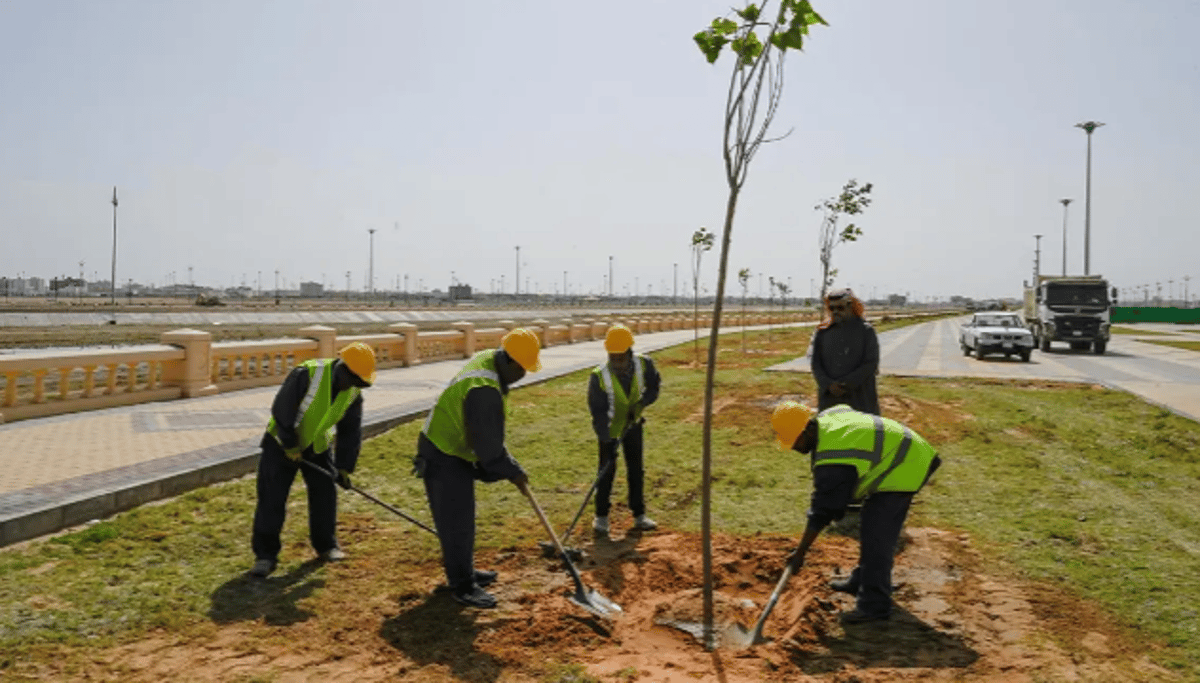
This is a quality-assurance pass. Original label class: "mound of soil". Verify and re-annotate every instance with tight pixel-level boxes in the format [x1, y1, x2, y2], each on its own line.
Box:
[44, 525, 1171, 682]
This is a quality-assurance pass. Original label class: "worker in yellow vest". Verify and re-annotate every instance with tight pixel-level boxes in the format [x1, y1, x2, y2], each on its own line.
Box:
[588, 323, 662, 535]
[770, 401, 941, 623]
[414, 328, 542, 608]
[249, 342, 377, 578]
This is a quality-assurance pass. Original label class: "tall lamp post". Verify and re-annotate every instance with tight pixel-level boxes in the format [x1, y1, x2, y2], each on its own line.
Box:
[608, 255, 614, 297]
[515, 246, 520, 296]
[1033, 234, 1043, 284]
[1059, 198, 1072, 275]
[110, 187, 118, 311]
[368, 228, 376, 301]
[1074, 120, 1104, 275]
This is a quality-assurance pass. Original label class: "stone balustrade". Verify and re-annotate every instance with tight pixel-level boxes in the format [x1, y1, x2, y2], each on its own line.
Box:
[0, 311, 811, 424]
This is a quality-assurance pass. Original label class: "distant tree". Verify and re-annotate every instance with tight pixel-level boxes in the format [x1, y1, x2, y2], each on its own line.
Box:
[776, 279, 790, 324]
[816, 179, 873, 303]
[738, 267, 751, 351]
[690, 227, 715, 362]
[692, 0, 827, 649]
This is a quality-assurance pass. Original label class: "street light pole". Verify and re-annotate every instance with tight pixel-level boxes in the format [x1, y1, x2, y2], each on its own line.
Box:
[673, 262, 678, 305]
[1074, 120, 1104, 275]
[609, 256, 614, 297]
[515, 246, 520, 296]
[110, 187, 118, 311]
[368, 228, 376, 301]
[1059, 198, 1072, 276]
[1033, 234, 1043, 284]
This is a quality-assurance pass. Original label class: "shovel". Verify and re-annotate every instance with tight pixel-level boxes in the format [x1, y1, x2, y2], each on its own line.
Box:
[298, 458, 437, 535]
[538, 456, 616, 561]
[724, 543, 809, 649]
[518, 480, 623, 619]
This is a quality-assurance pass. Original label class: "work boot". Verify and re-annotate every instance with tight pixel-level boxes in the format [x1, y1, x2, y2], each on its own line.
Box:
[633, 515, 658, 531]
[320, 547, 347, 562]
[452, 583, 498, 609]
[839, 608, 889, 625]
[434, 570, 498, 593]
[593, 516, 609, 535]
[248, 558, 276, 578]
[829, 576, 858, 595]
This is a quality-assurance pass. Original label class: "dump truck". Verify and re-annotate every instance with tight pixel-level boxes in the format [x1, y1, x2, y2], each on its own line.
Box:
[1023, 275, 1117, 354]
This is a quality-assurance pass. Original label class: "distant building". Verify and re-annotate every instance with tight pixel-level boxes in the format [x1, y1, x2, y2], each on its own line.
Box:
[449, 284, 473, 301]
[300, 281, 324, 297]
[888, 293, 908, 307]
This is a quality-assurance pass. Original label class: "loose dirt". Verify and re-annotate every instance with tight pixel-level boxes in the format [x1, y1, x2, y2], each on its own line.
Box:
[27, 522, 1172, 682]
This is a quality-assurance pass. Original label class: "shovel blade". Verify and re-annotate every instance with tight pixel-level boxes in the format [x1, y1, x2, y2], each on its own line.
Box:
[720, 621, 761, 649]
[569, 588, 623, 619]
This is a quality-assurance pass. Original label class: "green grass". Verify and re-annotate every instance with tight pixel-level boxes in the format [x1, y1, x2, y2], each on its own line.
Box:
[1137, 338, 1200, 353]
[1110, 326, 1171, 336]
[1, 316, 1198, 679]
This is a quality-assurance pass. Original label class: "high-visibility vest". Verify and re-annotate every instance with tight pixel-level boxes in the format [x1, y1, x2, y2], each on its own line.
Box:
[811, 405, 938, 500]
[422, 350, 506, 461]
[266, 359, 361, 455]
[592, 354, 646, 439]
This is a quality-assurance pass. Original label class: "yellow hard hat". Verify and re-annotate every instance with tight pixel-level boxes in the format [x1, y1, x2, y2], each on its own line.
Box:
[604, 323, 635, 354]
[502, 328, 542, 372]
[771, 400, 815, 451]
[338, 341, 377, 385]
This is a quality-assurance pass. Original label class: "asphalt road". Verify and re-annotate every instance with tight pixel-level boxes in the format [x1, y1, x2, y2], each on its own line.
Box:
[775, 316, 1200, 423]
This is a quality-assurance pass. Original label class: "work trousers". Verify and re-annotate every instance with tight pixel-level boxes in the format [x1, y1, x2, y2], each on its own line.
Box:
[420, 445, 480, 590]
[251, 439, 339, 561]
[595, 421, 646, 518]
[841, 491, 913, 616]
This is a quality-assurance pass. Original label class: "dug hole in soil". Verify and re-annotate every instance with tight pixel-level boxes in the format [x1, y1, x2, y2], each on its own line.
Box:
[67, 513, 1175, 683]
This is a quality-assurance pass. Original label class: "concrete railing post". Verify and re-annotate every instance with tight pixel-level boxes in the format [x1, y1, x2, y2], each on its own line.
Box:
[530, 319, 550, 346]
[453, 321, 476, 358]
[299, 325, 337, 358]
[388, 323, 418, 366]
[160, 329, 219, 398]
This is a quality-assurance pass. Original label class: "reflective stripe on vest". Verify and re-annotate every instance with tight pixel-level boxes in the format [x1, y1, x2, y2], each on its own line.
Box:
[811, 407, 936, 500]
[421, 350, 504, 461]
[266, 359, 361, 454]
[594, 354, 644, 439]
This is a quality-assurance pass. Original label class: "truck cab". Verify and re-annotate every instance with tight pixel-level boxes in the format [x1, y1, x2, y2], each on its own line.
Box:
[1023, 275, 1117, 354]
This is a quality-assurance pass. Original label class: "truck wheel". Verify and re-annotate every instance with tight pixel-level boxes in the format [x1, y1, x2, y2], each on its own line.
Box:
[974, 345, 985, 360]
[1093, 341, 1107, 355]
[1020, 349, 1031, 362]
[962, 343, 971, 356]
[1040, 336, 1051, 352]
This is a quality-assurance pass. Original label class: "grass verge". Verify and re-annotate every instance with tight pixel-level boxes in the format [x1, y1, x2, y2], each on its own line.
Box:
[1, 316, 1197, 679]
[1136, 339, 1200, 353]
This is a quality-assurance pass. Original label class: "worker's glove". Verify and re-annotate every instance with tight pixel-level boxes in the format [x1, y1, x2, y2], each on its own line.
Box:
[510, 471, 529, 488]
[334, 469, 353, 490]
[284, 448, 303, 462]
[829, 382, 848, 398]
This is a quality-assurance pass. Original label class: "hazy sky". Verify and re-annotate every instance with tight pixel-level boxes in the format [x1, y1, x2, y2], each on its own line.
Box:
[2, 0, 1197, 303]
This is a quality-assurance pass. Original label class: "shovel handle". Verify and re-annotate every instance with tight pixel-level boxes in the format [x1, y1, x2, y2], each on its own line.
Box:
[519, 482, 588, 583]
[297, 458, 437, 535]
[561, 456, 616, 545]
[749, 561, 795, 642]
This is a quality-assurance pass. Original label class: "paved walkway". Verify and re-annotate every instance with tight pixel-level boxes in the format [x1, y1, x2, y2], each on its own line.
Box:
[0, 324, 772, 547]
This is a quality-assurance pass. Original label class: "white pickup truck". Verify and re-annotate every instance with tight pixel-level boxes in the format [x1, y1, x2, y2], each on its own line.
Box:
[959, 312, 1034, 361]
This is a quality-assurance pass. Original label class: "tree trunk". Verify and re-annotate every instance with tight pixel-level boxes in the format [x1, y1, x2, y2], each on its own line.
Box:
[702, 187, 739, 649]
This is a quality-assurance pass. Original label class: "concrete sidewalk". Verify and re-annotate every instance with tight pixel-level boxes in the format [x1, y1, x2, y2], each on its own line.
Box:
[0, 325, 752, 547]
